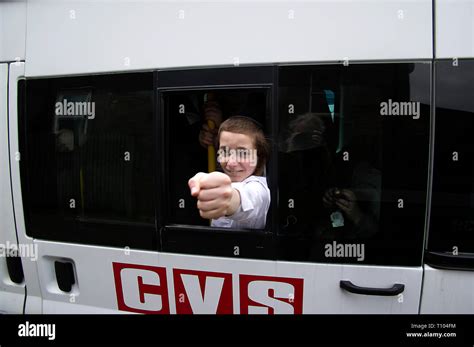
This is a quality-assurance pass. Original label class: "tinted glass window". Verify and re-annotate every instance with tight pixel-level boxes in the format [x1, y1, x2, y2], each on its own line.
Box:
[429, 60, 474, 255]
[21, 73, 156, 249]
[277, 63, 431, 266]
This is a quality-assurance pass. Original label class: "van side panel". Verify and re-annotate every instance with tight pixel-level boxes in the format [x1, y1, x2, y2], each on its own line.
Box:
[8, 62, 43, 313]
[0, 63, 25, 313]
[0, 1, 27, 62]
[35, 240, 422, 314]
[436, 0, 474, 59]
[420, 265, 474, 313]
[25, 0, 432, 77]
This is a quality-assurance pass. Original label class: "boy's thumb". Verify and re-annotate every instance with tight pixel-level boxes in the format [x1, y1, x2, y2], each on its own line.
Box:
[188, 172, 206, 196]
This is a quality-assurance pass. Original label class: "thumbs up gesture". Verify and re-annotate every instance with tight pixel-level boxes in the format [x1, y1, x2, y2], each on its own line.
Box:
[188, 172, 240, 219]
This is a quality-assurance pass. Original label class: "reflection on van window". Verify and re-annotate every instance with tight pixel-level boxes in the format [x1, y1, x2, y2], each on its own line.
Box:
[22, 73, 154, 245]
[278, 64, 431, 266]
[430, 60, 474, 255]
[163, 89, 270, 229]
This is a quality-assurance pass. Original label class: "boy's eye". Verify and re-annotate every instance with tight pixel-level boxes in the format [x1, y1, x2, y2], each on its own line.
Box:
[218, 147, 230, 156]
[217, 148, 255, 163]
[217, 147, 231, 162]
[239, 149, 250, 158]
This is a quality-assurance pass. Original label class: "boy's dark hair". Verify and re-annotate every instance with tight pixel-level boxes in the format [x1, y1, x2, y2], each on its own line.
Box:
[217, 116, 270, 176]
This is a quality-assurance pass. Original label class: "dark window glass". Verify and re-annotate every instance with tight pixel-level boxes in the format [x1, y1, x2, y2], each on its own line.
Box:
[162, 88, 269, 228]
[21, 73, 156, 249]
[277, 63, 431, 266]
[429, 60, 474, 256]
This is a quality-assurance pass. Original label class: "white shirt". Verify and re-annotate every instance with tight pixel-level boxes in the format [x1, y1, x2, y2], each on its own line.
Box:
[211, 175, 270, 229]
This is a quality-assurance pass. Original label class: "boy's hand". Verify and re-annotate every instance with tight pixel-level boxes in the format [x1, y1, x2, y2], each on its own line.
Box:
[188, 172, 240, 219]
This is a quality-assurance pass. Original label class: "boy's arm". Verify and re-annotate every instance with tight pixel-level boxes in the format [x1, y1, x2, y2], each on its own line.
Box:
[225, 180, 270, 224]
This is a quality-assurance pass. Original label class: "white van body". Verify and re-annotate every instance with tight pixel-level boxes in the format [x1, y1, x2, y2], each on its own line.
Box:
[0, 0, 473, 314]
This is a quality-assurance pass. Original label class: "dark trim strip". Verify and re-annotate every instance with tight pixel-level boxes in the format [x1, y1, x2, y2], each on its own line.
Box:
[425, 251, 474, 272]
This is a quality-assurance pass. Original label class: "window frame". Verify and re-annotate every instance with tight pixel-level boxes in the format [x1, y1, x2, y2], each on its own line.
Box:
[155, 66, 278, 259]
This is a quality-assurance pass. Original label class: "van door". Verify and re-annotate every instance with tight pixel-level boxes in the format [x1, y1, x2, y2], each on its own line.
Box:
[421, 59, 474, 313]
[0, 63, 25, 313]
[16, 71, 162, 313]
[154, 63, 430, 314]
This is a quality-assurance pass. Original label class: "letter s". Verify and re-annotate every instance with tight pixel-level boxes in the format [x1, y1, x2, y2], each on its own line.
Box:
[247, 281, 295, 314]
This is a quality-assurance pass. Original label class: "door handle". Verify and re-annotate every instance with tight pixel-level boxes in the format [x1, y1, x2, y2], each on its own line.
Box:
[340, 280, 404, 296]
[6, 255, 24, 284]
[54, 260, 76, 293]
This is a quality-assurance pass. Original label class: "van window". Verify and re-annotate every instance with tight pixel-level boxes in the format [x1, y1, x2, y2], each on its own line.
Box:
[20, 73, 156, 249]
[156, 66, 276, 259]
[429, 60, 474, 257]
[277, 63, 431, 266]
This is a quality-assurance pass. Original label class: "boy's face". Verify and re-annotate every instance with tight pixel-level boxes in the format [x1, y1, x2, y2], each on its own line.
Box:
[218, 131, 258, 182]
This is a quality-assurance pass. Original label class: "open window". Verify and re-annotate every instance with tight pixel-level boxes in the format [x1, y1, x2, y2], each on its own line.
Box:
[157, 66, 276, 259]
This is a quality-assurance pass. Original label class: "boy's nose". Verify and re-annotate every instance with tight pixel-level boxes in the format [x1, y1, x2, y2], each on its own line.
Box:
[227, 156, 239, 167]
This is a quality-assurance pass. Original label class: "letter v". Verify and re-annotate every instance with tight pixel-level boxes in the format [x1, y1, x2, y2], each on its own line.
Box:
[181, 274, 224, 313]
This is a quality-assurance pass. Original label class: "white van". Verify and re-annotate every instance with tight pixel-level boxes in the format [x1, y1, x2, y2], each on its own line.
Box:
[0, 0, 473, 314]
